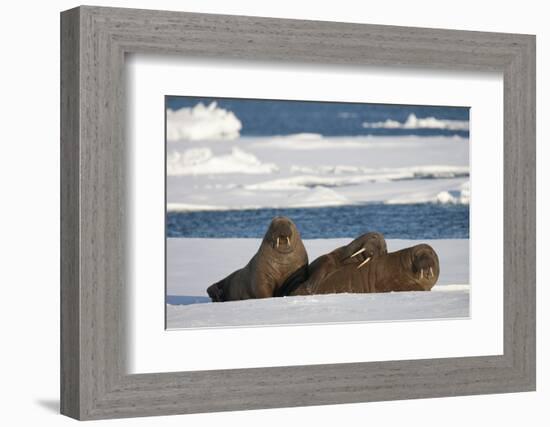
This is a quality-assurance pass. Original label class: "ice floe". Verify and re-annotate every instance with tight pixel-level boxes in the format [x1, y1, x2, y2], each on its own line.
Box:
[167, 102, 242, 141]
[167, 135, 470, 210]
[363, 113, 469, 131]
[167, 147, 278, 175]
[436, 181, 470, 205]
[166, 238, 469, 328]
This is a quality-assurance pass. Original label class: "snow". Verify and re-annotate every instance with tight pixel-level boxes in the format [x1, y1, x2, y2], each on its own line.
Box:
[289, 164, 469, 179]
[167, 291, 469, 328]
[167, 147, 278, 175]
[167, 134, 469, 210]
[166, 102, 242, 141]
[435, 181, 470, 205]
[388, 180, 470, 205]
[362, 113, 469, 131]
[167, 202, 230, 212]
[166, 238, 469, 328]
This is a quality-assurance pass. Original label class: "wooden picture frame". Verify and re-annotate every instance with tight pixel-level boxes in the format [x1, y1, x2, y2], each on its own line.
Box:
[60, 5, 536, 420]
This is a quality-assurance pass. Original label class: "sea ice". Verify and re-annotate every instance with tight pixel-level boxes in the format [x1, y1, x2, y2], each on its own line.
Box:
[166, 237, 470, 328]
[362, 113, 469, 131]
[167, 102, 242, 141]
[167, 135, 470, 210]
[167, 146, 278, 175]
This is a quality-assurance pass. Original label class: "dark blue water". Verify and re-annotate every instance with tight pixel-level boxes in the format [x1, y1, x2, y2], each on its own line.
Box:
[167, 204, 469, 240]
[166, 96, 469, 138]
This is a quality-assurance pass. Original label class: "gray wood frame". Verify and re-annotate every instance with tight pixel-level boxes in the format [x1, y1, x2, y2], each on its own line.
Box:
[60, 5, 536, 420]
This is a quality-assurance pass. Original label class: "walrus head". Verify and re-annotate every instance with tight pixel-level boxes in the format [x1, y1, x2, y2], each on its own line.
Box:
[409, 244, 440, 288]
[263, 216, 300, 254]
[341, 232, 388, 269]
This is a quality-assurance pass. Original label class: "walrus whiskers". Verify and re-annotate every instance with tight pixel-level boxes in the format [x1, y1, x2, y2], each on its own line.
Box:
[357, 257, 371, 269]
[350, 247, 366, 258]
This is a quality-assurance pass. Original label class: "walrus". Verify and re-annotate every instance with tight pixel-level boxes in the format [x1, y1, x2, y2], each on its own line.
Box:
[289, 243, 439, 295]
[206, 216, 308, 302]
[279, 232, 388, 296]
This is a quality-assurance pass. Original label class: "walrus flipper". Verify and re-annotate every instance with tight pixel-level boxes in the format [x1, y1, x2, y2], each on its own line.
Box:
[275, 264, 309, 297]
[206, 280, 225, 302]
[207, 270, 239, 302]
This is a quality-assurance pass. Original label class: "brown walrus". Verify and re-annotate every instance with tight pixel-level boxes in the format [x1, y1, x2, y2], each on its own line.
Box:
[279, 232, 388, 296]
[289, 243, 439, 295]
[207, 216, 308, 302]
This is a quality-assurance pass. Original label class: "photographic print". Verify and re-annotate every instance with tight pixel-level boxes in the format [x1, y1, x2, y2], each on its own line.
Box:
[165, 96, 470, 329]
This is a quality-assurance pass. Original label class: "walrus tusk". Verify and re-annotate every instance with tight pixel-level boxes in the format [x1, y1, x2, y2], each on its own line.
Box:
[429, 267, 434, 277]
[356, 257, 371, 269]
[287, 237, 290, 246]
[276, 237, 279, 248]
[420, 269, 424, 279]
[350, 247, 366, 258]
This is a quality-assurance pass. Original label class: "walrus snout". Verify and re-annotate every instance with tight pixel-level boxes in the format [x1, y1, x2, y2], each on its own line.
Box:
[268, 216, 298, 250]
[272, 232, 292, 250]
[341, 232, 388, 269]
[410, 244, 440, 284]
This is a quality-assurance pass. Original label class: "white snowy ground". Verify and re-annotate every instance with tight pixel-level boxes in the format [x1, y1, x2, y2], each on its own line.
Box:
[166, 238, 469, 329]
[167, 133, 470, 211]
